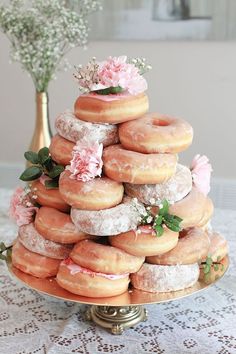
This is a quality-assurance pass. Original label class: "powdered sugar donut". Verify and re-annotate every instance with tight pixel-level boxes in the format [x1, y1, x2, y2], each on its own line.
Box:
[12, 240, 60, 278]
[103, 144, 177, 184]
[146, 228, 210, 265]
[71, 197, 146, 236]
[56, 258, 130, 297]
[125, 164, 192, 205]
[49, 134, 74, 166]
[70, 240, 144, 274]
[18, 223, 72, 259]
[131, 262, 199, 293]
[119, 113, 193, 153]
[55, 110, 119, 146]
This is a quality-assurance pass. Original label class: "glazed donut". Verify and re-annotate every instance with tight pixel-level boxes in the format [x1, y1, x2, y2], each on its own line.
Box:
[74, 92, 149, 124]
[56, 258, 130, 297]
[198, 197, 214, 228]
[70, 240, 144, 274]
[206, 231, 228, 262]
[119, 113, 193, 154]
[125, 164, 192, 205]
[146, 228, 210, 265]
[71, 197, 146, 236]
[31, 180, 70, 212]
[131, 262, 199, 293]
[35, 206, 93, 244]
[55, 110, 119, 147]
[18, 223, 72, 259]
[59, 170, 124, 210]
[109, 225, 178, 257]
[49, 134, 74, 166]
[103, 144, 177, 184]
[12, 240, 60, 278]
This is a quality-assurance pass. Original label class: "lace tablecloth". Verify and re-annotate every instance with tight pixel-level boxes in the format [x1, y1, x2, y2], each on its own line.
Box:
[0, 188, 236, 354]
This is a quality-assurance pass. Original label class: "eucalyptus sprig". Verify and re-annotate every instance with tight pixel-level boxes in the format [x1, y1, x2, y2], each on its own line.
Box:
[202, 255, 225, 280]
[140, 199, 183, 237]
[20, 147, 64, 189]
[0, 242, 12, 262]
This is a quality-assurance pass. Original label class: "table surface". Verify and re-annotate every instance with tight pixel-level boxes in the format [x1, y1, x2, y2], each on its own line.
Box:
[0, 188, 236, 354]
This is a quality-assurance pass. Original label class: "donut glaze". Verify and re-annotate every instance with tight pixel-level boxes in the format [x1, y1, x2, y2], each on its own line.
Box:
[49, 134, 74, 166]
[70, 240, 144, 274]
[56, 259, 130, 297]
[71, 197, 146, 236]
[55, 110, 119, 146]
[125, 164, 192, 205]
[206, 231, 228, 262]
[131, 262, 199, 293]
[18, 223, 72, 259]
[31, 180, 70, 212]
[59, 170, 124, 210]
[109, 225, 179, 257]
[35, 206, 93, 244]
[119, 113, 193, 153]
[74, 92, 149, 124]
[146, 228, 210, 265]
[12, 240, 60, 278]
[103, 144, 177, 184]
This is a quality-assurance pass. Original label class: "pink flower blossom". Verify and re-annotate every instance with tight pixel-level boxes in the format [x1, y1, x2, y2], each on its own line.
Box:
[66, 139, 103, 182]
[190, 154, 213, 196]
[9, 187, 38, 226]
[98, 56, 147, 95]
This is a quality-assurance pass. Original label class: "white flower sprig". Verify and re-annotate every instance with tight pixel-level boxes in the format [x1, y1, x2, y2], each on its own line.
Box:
[0, 0, 102, 92]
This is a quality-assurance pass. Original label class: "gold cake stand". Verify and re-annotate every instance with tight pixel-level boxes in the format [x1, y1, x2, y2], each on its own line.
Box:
[7, 257, 229, 335]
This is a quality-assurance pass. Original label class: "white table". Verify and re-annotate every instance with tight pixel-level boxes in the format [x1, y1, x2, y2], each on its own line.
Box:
[0, 188, 235, 354]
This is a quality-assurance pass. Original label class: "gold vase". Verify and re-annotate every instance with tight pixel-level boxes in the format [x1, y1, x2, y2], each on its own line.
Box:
[28, 91, 52, 153]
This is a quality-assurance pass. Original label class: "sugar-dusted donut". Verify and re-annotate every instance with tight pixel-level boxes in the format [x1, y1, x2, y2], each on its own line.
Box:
[55, 110, 119, 147]
[70, 239, 144, 274]
[109, 225, 178, 257]
[131, 262, 199, 293]
[71, 197, 146, 236]
[34, 206, 93, 244]
[56, 258, 130, 297]
[18, 223, 72, 259]
[119, 113, 193, 153]
[125, 164, 192, 205]
[12, 240, 60, 278]
[103, 144, 177, 184]
[31, 180, 70, 212]
[59, 170, 124, 210]
[49, 134, 74, 166]
[146, 228, 210, 265]
[74, 92, 149, 124]
[206, 230, 228, 262]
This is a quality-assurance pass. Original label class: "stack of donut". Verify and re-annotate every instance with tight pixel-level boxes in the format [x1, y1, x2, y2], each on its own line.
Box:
[11, 78, 228, 297]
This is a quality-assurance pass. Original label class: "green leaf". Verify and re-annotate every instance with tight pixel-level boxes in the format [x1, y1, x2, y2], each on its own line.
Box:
[164, 220, 181, 232]
[158, 199, 169, 216]
[154, 215, 163, 226]
[24, 151, 39, 164]
[154, 225, 164, 237]
[203, 264, 210, 274]
[206, 256, 213, 266]
[0, 254, 7, 261]
[48, 165, 64, 178]
[20, 166, 42, 181]
[214, 264, 219, 271]
[38, 147, 49, 164]
[43, 157, 54, 171]
[45, 179, 59, 189]
[94, 86, 123, 95]
[0, 242, 6, 251]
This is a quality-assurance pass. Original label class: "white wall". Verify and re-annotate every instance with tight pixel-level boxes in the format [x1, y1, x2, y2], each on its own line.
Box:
[0, 37, 236, 180]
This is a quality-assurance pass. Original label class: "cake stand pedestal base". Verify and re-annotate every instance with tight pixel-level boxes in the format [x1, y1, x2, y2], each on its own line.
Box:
[86, 305, 148, 334]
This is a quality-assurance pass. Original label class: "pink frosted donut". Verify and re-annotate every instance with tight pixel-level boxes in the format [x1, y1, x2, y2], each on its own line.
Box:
[18, 223, 72, 259]
[125, 164, 192, 205]
[206, 231, 228, 262]
[103, 144, 177, 184]
[119, 113, 193, 153]
[55, 110, 119, 147]
[71, 197, 146, 236]
[49, 134, 74, 166]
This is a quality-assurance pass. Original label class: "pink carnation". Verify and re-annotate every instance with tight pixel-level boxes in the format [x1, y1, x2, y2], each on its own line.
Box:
[98, 56, 147, 95]
[9, 187, 38, 226]
[67, 140, 103, 182]
[190, 154, 213, 196]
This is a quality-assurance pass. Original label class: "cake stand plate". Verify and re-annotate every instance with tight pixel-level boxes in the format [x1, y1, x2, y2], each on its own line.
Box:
[7, 257, 229, 334]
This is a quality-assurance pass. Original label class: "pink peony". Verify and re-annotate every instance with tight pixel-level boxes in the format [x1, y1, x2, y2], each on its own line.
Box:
[9, 187, 38, 226]
[66, 139, 103, 182]
[98, 56, 147, 95]
[190, 154, 213, 196]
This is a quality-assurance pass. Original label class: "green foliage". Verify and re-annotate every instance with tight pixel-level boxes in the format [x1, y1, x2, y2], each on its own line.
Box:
[0, 242, 12, 262]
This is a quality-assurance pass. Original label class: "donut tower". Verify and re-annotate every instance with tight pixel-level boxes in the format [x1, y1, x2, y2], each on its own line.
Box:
[10, 56, 228, 297]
